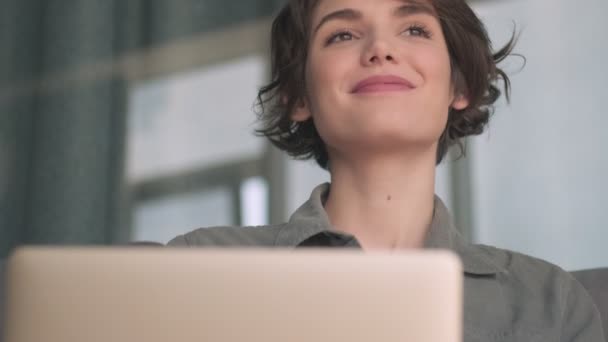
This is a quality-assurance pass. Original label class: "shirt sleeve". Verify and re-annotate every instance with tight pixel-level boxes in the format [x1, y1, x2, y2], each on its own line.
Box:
[560, 274, 605, 341]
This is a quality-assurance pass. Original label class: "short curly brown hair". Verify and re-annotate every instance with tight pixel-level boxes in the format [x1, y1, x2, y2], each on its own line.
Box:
[256, 0, 517, 169]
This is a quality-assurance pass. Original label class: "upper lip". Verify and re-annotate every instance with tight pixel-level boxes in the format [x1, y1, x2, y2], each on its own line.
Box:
[351, 74, 416, 93]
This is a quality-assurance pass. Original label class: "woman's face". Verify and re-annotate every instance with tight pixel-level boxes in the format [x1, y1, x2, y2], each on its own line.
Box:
[293, 0, 468, 159]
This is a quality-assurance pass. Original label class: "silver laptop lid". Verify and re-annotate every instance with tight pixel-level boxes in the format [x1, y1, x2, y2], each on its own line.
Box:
[5, 248, 462, 342]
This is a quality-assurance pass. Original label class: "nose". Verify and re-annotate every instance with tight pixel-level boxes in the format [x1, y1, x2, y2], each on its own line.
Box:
[361, 36, 397, 66]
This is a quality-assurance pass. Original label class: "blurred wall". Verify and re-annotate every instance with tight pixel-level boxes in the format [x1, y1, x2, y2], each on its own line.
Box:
[469, 0, 608, 270]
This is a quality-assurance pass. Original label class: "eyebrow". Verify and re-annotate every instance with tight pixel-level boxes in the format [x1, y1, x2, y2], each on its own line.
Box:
[313, 0, 436, 35]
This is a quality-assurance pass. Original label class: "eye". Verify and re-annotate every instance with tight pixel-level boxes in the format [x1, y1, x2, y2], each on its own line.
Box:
[325, 30, 356, 46]
[403, 24, 432, 39]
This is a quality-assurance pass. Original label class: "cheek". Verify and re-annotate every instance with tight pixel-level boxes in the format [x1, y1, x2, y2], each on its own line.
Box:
[305, 50, 352, 117]
[304, 54, 351, 147]
[307, 50, 349, 94]
[410, 48, 454, 133]
[419, 48, 453, 92]
[412, 46, 454, 115]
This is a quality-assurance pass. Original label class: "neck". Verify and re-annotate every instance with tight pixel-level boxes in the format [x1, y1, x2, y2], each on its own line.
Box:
[324, 150, 436, 251]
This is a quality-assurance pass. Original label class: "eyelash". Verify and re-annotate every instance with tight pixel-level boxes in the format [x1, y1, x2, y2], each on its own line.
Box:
[405, 24, 432, 39]
[325, 24, 432, 46]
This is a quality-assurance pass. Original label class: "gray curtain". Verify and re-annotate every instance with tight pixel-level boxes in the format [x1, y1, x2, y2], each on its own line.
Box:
[0, 0, 278, 258]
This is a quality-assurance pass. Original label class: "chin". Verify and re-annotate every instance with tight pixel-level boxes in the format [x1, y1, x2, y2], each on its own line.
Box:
[359, 116, 442, 137]
[348, 127, 441, 150]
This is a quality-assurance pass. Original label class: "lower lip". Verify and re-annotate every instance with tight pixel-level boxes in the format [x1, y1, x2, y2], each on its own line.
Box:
[353, 83, 414, 94]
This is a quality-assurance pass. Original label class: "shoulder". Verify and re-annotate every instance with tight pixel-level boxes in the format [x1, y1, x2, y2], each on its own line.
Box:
[469, 244, 604, 339]
[166, 224, 286, 247]
[473, 243, 583, 300]
[475, 243, 567, 281]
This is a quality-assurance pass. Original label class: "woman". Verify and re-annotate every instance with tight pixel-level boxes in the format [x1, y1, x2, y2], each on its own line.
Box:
[169, 0, 605, 340]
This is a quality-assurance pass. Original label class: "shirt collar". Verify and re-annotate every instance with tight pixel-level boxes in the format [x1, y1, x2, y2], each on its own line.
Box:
[275, 183, 503, 276]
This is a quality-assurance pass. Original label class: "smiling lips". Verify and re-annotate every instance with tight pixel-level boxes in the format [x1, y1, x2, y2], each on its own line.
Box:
[351, 75, 416, 94]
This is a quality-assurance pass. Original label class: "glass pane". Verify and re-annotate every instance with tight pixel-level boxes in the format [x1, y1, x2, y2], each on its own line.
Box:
[126, 55, 267, 181]
[132, 187, 234, 244]
[240, 177, 269, 226]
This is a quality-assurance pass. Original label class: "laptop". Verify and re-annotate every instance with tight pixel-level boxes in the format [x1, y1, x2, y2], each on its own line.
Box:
[4, 247, 462, 342]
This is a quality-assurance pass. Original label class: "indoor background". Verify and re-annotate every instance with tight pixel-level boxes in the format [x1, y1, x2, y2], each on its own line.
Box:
[1, 0, 607, 271]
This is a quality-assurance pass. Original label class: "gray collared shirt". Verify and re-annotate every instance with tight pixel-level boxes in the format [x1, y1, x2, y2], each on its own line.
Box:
[168, 183, 605, 341]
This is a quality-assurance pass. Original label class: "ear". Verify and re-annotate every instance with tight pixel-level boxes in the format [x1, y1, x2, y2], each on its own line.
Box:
[451, 94, 470, 111]
[290, 98, 312, 122]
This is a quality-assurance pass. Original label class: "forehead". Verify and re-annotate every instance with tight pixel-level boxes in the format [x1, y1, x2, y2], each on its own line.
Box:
[312, 0, 436, 19]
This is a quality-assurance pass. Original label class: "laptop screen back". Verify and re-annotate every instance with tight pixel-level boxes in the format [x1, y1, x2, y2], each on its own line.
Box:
[4, 248, 462, 342]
